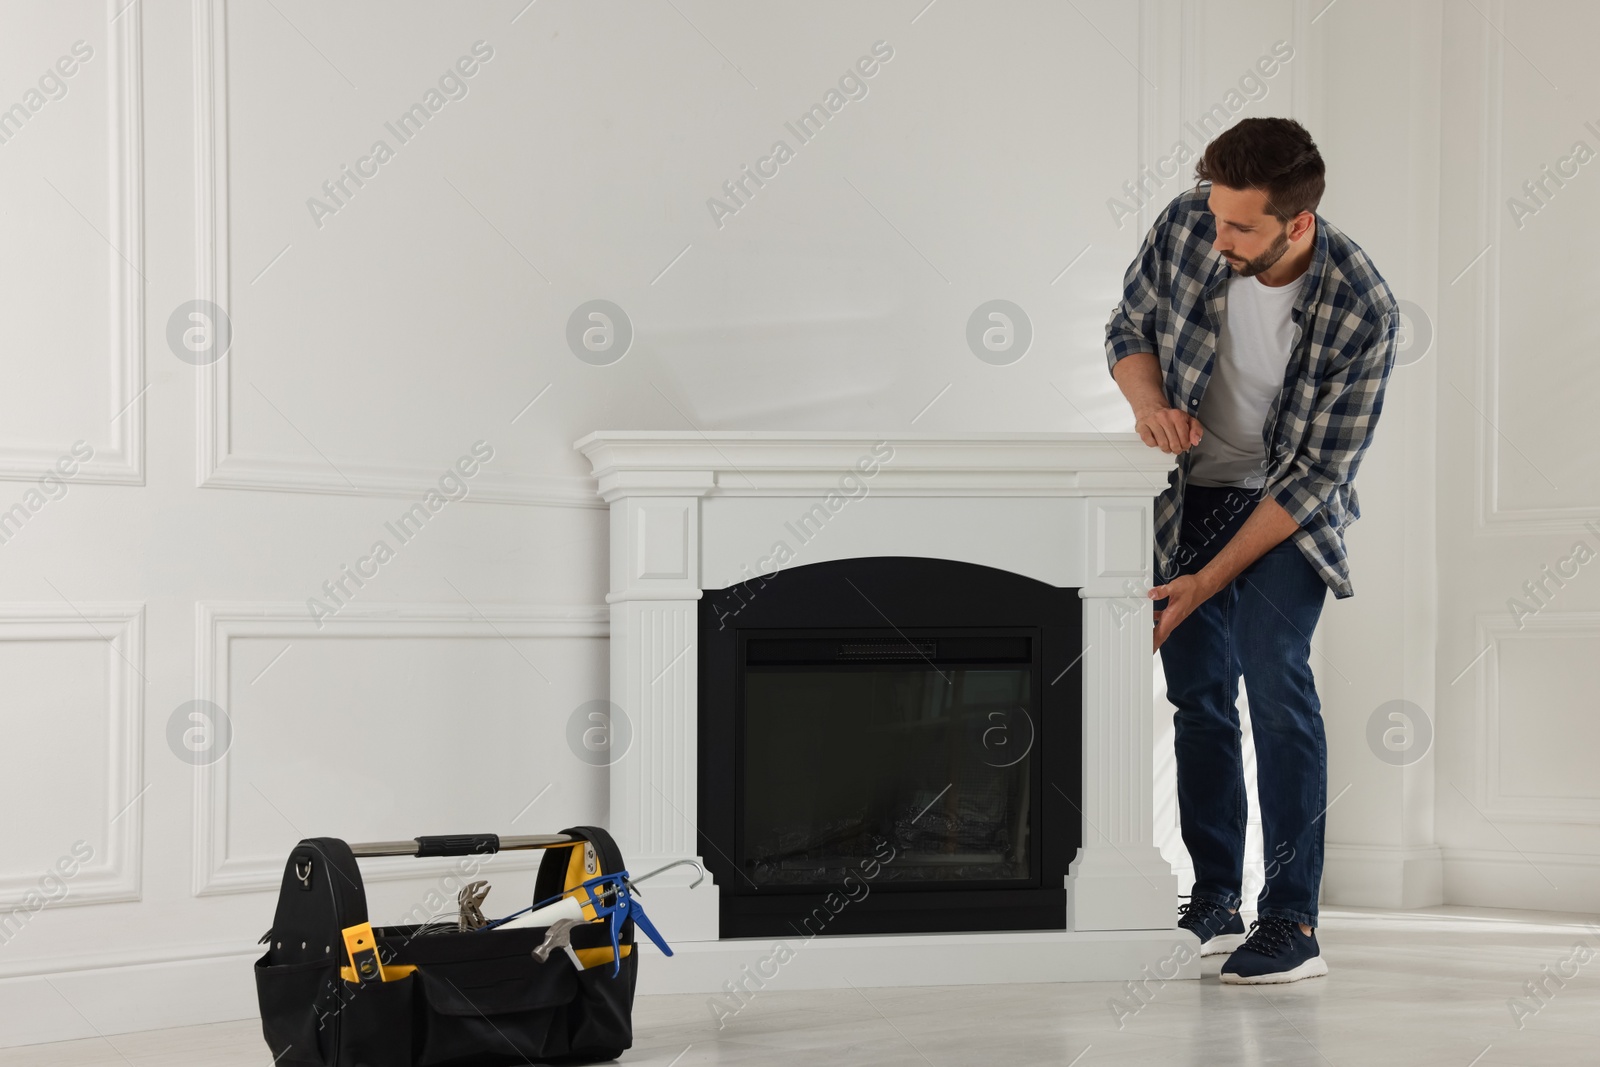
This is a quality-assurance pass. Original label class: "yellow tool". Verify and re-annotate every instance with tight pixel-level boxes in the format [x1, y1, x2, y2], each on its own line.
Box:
[340, 921, 416, 984]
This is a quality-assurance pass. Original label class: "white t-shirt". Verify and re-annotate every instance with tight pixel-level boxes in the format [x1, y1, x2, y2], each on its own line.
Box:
[1186, 271, 1306, 488]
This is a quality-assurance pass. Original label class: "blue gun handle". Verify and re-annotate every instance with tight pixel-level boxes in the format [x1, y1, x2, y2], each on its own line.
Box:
[607, 904, 624, 978]
[628, 899, 673, 957]
[569, 871, 674, 976]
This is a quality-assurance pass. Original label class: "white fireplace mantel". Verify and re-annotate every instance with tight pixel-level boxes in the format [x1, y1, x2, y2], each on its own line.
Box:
[574, 430, 1194, 991]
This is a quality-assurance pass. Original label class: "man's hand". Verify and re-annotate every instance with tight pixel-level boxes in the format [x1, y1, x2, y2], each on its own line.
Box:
[1151, 572, 1218, 652]
[1149, 500, 1301, 652]
[1135, 404, 1204, 455]
[1111, 353, 1205, 454]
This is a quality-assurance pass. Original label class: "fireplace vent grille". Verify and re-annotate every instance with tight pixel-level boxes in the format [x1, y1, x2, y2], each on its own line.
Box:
[836, 640, 937, 660]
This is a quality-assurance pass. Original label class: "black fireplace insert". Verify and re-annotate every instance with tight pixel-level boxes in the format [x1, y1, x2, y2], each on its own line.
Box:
[698, 556, 1082, 938]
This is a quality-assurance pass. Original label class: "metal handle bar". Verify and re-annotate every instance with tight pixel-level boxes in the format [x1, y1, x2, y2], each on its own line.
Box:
[348, 834, 576, 858]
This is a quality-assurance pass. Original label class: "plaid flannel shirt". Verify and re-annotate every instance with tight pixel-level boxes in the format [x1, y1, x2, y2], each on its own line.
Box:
[1105, 184, 1400, 600]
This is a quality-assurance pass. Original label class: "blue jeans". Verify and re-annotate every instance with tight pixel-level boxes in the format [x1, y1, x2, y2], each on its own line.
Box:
[1154, 482, 1329, 928]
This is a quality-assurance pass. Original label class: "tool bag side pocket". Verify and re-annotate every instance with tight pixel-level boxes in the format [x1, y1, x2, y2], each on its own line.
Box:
[256, 839, 373, 1066]
[558, 937, 639, 1064]
[254, 951, 340, 1067]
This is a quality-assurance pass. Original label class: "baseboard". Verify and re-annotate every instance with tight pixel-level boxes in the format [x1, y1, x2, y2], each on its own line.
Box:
[1442, 847, 1600, 913]
[1322, 843, 1444, 908]
[0, 944, 260, 1048]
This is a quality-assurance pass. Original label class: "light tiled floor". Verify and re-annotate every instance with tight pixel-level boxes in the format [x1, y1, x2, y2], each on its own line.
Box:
[4, 905, 1598, 1066]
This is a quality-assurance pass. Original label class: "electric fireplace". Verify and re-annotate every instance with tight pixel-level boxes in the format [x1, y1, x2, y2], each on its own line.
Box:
[575, 431, 1186, 992]
[699, 556, 1080, 938]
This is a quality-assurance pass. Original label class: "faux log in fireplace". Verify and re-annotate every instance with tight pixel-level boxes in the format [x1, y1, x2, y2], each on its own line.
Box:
[698, 556, 1082, 938]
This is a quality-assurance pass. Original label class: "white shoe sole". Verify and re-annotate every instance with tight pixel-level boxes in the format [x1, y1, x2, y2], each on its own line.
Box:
[1200, 932, 1245, 957]
[1219, 955, 1329, 984]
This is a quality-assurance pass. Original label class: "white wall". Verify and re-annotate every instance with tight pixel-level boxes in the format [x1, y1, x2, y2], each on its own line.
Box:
[1, 0, 616, 1045]
[1430, 0, 1600, 910]
[1295, 0, 1447, 912]
[0, 0, 1591, 1047]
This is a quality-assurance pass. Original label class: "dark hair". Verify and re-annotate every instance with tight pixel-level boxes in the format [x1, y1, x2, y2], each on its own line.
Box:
[1194, 117, 1325, 223]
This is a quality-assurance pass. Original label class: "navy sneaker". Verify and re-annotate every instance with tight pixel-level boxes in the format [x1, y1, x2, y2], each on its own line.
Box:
[1219, 916, 1328, 984]
[1177, 896, 1246, 957]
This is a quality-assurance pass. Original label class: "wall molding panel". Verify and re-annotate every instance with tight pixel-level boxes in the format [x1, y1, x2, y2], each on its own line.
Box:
[0, 2, 144, 486]
[1474, 610, 1600, 824]
[1467, 1, 1600, 533]
[190, 0, 600, 510]
[0, 604, 144, 908]
[191, 601, 608, 896]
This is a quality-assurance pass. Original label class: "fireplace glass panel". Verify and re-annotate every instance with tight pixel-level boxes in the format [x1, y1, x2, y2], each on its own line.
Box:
[741, 662, 1035, 888]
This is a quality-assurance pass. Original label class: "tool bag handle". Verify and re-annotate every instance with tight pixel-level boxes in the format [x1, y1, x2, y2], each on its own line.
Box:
[349, 833, 576, 858]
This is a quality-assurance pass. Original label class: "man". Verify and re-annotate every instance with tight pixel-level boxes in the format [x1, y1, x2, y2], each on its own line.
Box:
[1104, 117, 1399, 984]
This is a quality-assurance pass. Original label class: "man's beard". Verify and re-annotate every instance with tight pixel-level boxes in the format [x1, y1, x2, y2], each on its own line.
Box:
[1224, 225, 1291, 278]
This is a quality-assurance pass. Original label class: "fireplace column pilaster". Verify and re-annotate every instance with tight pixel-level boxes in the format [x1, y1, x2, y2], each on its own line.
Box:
[602, 489, 721, 940]
[1066, 497, 1180, 931]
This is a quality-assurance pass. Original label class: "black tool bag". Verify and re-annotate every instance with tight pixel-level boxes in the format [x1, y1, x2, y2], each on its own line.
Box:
[255, 827, 638, 1066]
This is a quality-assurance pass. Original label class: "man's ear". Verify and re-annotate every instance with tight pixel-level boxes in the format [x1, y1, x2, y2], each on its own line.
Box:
[1289, 211, 1314, 242]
